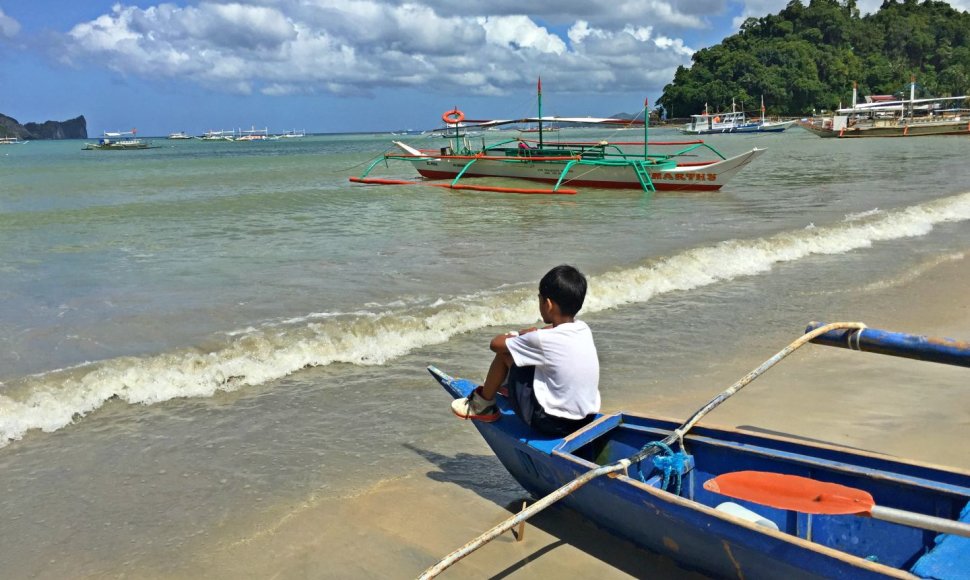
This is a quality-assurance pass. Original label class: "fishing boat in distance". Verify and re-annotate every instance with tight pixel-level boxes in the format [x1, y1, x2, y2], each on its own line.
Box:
[800, 79, 970, 138]
[682, 98, 796, 134]
[0, 136, 27, 145]
[82, 130, 154, 150]
[424, 322, 970, 579]
[167, 131, 192, 140]
[235, 126, 269, 141]
[270, 129, 306, 139]
[199, 129, 236, 141]
[351, 81, 764, 194]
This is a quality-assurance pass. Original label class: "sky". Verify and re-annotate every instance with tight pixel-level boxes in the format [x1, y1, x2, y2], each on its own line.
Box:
[1, 0, 967, 135]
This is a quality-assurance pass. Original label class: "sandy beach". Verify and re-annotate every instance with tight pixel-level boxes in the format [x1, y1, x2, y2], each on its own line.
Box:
[158, 253, 969, 579]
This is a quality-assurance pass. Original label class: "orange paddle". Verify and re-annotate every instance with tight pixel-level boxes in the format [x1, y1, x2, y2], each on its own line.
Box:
[705, 471, 970, 538]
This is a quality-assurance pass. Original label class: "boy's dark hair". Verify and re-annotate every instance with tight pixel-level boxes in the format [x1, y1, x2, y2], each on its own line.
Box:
[539, 265, 587, 316]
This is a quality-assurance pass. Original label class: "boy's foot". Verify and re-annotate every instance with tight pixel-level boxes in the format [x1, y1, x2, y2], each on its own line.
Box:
[451, 387, 500, 422]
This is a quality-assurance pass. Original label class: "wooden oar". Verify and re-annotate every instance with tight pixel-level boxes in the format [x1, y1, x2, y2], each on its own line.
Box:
[704, 471, 970, 538]
[417, 321, 868, 579]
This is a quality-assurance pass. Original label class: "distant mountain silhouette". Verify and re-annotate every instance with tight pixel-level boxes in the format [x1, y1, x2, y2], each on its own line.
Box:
[1, 113, 87, 140]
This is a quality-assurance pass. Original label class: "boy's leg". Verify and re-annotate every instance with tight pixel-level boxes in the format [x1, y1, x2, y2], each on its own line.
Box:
[481, 351, 512, 399]
[450, 351, 508, 422]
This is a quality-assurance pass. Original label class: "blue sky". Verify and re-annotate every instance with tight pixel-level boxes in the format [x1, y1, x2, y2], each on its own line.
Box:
[1, 0, 963, 135]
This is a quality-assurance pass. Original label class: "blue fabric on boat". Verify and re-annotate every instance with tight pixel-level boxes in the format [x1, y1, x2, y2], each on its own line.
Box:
[910, 500, 970, 579]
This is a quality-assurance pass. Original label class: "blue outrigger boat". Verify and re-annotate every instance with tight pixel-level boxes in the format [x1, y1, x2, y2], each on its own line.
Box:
[425, 322, 970, 579]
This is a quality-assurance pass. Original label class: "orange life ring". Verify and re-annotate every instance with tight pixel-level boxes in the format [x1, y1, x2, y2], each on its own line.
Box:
[442, 109, 465, 125]
[713, 116, 721, 123]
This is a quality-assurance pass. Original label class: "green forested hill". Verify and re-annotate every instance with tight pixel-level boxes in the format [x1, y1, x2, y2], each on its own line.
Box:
[658, 0, 970, 116]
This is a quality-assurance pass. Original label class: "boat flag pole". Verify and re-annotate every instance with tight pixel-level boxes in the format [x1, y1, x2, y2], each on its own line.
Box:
[537, 77, 543, 148]
[418, 321, 868, 579]
[644, 98, 649, 160]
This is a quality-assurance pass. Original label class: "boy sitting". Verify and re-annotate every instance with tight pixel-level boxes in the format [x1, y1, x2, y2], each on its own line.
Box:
[451, 265, 600, 436]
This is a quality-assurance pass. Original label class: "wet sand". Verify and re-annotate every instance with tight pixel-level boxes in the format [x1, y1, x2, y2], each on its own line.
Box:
[168, 255, 969, 579]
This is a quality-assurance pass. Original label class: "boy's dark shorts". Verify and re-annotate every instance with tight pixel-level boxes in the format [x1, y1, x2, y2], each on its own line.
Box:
[506, 365, 595, 437]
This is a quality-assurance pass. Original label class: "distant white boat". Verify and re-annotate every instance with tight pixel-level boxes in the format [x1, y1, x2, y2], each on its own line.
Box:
[167, 131, 192, 140]
[0, 136, 27, 145]
[271, 129, 306, 139]
[83, 130, 153, 150]
[682, 97, 795, 135]
[200, 129, 236, 141]
[236, 126, 269, 141]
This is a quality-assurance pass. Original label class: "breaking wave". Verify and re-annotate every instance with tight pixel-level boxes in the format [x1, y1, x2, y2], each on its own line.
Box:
[2, 191, 969, 446]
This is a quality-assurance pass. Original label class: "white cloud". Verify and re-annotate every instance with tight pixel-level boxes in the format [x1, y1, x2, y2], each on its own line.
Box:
[62, 0, 698, 97]
[0, 7, 21, 38]
[479, 15, 567, 54]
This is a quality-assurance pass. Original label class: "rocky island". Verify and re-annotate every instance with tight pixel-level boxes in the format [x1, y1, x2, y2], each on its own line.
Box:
[0, 113, 87, 140]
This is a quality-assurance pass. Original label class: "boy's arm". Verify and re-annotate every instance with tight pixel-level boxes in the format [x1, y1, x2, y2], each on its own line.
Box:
[490, 332, 514, 353]
[490, 324, 551, 353]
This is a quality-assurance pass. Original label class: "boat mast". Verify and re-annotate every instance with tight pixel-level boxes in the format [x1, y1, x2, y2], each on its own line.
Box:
[537, 77, 543, 148]
[643, 98, 649, 160]
[909, 75, 916, 120]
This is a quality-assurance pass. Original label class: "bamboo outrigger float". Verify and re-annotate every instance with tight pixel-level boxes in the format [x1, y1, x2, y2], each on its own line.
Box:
[351, 81, 764, 195]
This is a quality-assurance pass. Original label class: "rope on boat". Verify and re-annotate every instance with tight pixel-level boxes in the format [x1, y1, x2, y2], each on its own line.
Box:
[637, 440, 688, 495]
[418, 321, 869, 579]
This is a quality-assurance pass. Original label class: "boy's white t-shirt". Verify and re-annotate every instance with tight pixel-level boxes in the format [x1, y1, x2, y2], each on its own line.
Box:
[505, 320, 600, 420]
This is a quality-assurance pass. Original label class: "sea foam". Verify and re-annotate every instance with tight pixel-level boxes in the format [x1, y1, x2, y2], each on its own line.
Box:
[1, 191, 969, 446]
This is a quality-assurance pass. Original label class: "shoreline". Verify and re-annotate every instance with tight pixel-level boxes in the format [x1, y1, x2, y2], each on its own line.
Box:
[159, 252, 969, 578]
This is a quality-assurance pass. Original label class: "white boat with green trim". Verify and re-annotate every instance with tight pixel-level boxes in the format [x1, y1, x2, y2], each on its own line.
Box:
[352, 81, 764, 194]
[82, 131, 154, 150]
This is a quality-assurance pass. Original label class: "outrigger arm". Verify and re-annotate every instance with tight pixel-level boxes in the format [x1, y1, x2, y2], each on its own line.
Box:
[450, 158, 479, 186]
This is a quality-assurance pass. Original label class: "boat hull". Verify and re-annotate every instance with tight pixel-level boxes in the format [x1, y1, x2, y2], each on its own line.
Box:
[682, 120, 796, 135]
[405, 148, 764, 191]
[430, 366, 970, 579]
[799, 119, 970, 138]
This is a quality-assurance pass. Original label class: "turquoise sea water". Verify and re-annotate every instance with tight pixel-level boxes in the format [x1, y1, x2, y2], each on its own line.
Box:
[1, 130, 969, 576]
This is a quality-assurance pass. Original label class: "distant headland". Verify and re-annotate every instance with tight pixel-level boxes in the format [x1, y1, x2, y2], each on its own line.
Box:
[0, 113, 87, 140]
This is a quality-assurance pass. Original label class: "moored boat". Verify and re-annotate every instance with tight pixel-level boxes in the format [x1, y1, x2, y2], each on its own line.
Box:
[425, 322, 970, 579]
[270, 129, 306, 139]
[235, 126, 269, 141]
[199, 129, 236, 141]
[374, 138, 764, 193]
[800, 79, 970, 138]
[351, 81, 765, 194]
[82, 131, 154, 150]
[167, 131, 192, 140]
[682, 111, 796, 134]
[682, 98, 796, 135]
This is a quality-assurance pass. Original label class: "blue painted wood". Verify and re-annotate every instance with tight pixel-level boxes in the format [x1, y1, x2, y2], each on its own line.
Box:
[807, 321, 970, 368]
[428, 366, 970, 579]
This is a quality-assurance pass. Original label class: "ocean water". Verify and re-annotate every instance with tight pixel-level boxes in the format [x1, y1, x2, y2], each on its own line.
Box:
[1, 129, 969, 577]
